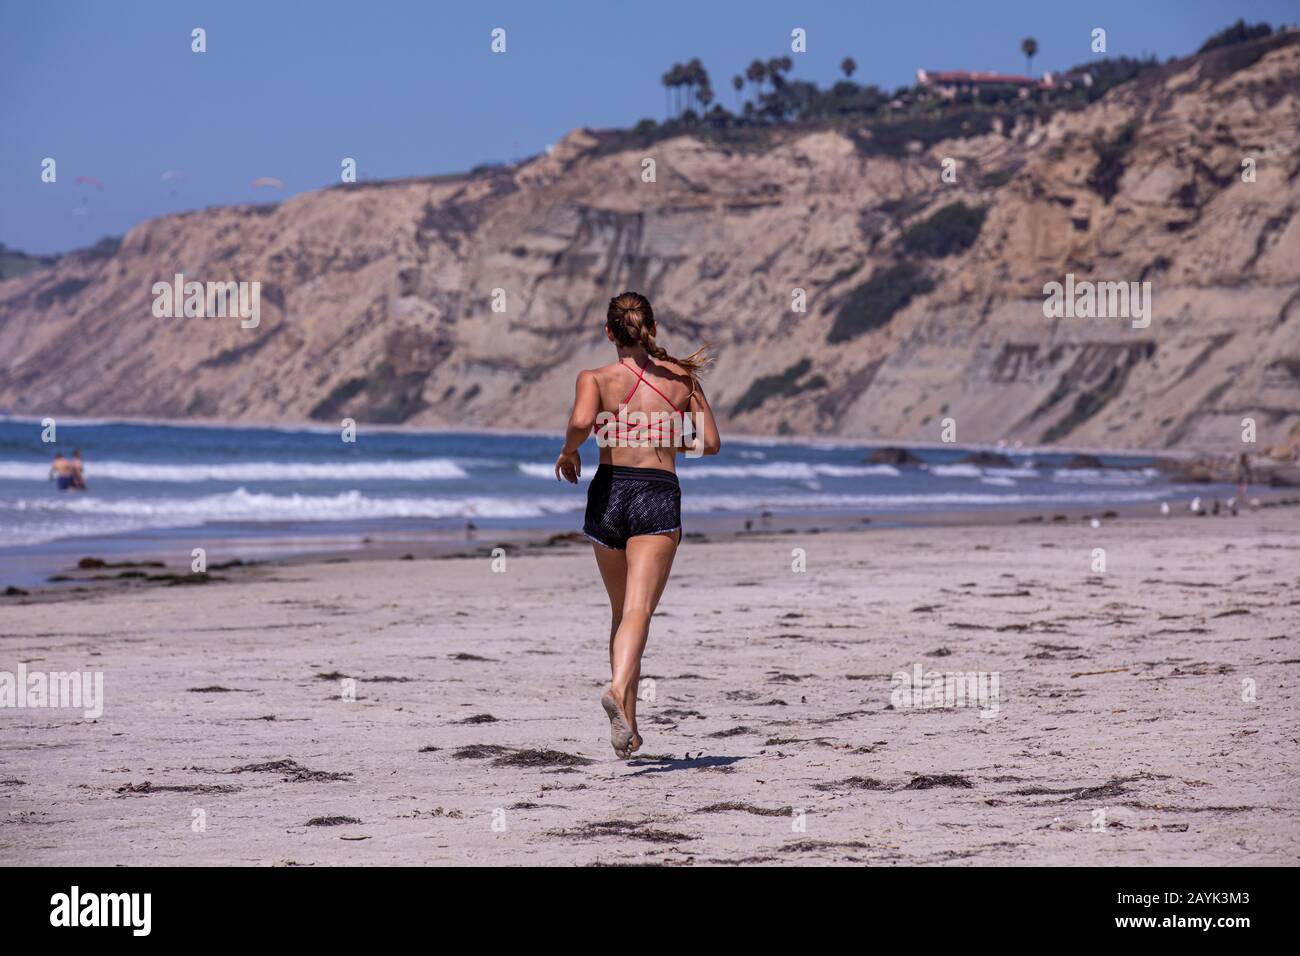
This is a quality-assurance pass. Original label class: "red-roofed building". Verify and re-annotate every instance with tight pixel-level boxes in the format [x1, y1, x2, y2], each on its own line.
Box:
[916, 68, 1093, 98]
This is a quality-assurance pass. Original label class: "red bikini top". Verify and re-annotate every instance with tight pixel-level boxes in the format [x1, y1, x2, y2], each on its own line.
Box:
[597, 359, 687, 441]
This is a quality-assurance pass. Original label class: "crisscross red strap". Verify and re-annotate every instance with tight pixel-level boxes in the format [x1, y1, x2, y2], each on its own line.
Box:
[620, 359, 685, 413]
[609, 359, 685, 441]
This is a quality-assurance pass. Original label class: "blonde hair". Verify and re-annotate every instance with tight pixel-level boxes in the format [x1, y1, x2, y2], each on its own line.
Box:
[605, 292, 710, 379]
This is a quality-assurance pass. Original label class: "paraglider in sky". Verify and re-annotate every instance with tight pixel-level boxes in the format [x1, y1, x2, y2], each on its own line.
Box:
[250, 177, 284, 191]
[161, 170, 184, 199]
[72, 175, 100, 225]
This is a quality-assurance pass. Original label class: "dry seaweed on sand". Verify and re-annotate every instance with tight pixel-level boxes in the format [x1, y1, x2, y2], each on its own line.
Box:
[224, 759, 353, 783]
[552, 820, 697, 843]
[814, 776, 891, 792]
[779, 839, 872, 853]
[904, 774, 973, 790]
[116, 781, 241, 795]
[451, 744, 512, 760]
[491, 749, 595, 768]
[694, 802, 793, 816]
[706, 726, 754, 738]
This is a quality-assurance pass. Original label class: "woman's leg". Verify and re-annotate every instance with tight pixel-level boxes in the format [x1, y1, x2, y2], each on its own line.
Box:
[591, 543, 627, 674]
[611, 532, 679, 744]
[592, 543, 637, 755]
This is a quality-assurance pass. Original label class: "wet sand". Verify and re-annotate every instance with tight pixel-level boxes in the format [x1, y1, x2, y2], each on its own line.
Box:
[1, 506, 1297, 866]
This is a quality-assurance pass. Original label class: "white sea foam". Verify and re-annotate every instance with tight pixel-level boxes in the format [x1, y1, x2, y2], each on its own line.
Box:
[517, 461, 900, 481]
[684, 462, 901, 479]
[682, 489, 1169, 512]
[0, 516, 171, 547]
[1050, 467, 1159, 485]
[927, 464, 984, 478]
[810, 464, 900, 478]
[0, 485, 1175, 547]
[11, 488, 574, 522]
[517, 463, 594, 482]
[0, 458, 468, 483]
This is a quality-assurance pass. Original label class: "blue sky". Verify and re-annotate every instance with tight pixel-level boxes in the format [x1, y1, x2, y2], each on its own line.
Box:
[2, 0, 1294, 255]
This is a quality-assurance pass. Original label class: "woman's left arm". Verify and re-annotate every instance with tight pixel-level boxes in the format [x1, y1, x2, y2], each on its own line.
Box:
[685, 382, 722, 456]
[555, 370, 600, 483]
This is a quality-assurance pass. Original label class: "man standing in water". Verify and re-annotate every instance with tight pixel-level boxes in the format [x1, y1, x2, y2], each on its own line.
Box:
[49, 452, 75, 491]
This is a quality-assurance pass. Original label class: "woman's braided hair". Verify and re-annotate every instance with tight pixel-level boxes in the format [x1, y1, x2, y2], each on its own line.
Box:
[605, 292, 710, 380]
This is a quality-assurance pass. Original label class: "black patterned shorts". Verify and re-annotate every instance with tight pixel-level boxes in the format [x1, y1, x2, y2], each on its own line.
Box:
[583, 465, 682, 550]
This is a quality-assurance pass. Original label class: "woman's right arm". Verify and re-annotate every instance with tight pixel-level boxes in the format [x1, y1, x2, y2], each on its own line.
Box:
[555, 370, 600, 483]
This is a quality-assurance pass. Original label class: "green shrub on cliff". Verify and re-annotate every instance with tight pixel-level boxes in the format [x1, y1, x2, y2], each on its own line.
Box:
[902, 202, 987, 258]
[732, 359, 828, 415]
[828, 262, 934, 344]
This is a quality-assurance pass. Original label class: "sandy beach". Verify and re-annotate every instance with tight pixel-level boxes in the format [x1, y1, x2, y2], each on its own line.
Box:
[2, 505, 1297, 866]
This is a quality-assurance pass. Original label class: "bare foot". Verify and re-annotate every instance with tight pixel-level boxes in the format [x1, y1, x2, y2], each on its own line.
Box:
[601, 690, 634, 759]
[624, 685, 641, 753]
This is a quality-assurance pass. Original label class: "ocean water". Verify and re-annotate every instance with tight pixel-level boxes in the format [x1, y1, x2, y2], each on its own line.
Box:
[0, 419, 1213, 582]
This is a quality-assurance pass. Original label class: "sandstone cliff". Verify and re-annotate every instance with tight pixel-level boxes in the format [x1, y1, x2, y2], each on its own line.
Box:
[2, 33, 1297, 454]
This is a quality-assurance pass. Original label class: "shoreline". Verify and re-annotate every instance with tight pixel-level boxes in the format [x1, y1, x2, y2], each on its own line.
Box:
[5, 488, 1296, 605]
[7, 419, 1290, 592]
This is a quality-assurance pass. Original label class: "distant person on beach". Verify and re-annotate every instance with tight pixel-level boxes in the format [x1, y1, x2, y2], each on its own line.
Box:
[48, 452, 76, 491]
[555, 292, 720, 758]
[70, 449, 87, 490]
[1234, 452, 1252, 515]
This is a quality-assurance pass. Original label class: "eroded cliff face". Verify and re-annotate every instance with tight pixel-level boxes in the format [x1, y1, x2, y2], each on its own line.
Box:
[2, 34, 1297, 453]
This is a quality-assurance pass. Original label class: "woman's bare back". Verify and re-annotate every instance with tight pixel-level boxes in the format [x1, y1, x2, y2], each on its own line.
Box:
[591, 357, 695, 470]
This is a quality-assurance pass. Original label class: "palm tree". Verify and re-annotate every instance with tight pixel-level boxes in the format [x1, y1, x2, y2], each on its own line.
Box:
[662, 64, 685, 117]
[841, 57, 857, 80]
[686, 58, 707, 113]
[764, 56, 793, 93]
[732, 74, 743, 110]
[678, 65, 691, 112]
[746, 58, 766, 98]
[661, 66, 675, 117]
[1021, 37, 1038, 76]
